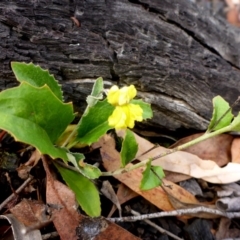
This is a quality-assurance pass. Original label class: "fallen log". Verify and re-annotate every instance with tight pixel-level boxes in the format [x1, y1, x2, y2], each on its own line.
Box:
[0, 0, 240, 131]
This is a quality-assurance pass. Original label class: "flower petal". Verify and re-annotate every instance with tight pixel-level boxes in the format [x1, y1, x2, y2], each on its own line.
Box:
[108, 104, 143, 130]
[108, 106, 127, 129]
[129, 104, 143, 122]
[107, 85, 120, 105]
[120, 85, 137, 105]
[127, 85, 137, 100]
[125, 104, 143, 128]
[118, 85, 137, 105]
[107, 85, 137, 106]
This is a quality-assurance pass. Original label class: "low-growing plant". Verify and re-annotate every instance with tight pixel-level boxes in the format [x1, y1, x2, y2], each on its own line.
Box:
[1, 62, 240, 217]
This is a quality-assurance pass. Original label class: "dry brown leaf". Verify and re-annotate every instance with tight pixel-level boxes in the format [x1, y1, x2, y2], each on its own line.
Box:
[10, 199, 48, 227]
[101, 181, 122, 217]
[42, 157, 80, 240]
[138, 145, 240, 184]
[116, 184, 139, 205]
[108, 184, 138, 217]
[164, 170, 191, 183]
[17, 150, 41, 180]
[95, 220, 141, 240]
[170, 133, 233, 166]
[231, 137, 240, 163]
[225, 0, 240, 27]
[116, 169, 200, 211]
[43, 156, 139, 240]
[0, 214, 42, 240]
[98, 135, 199, 212]
[215, 217, 240, 240]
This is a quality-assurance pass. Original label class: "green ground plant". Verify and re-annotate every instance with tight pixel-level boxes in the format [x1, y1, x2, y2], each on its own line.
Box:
[1, 62, 240, 217]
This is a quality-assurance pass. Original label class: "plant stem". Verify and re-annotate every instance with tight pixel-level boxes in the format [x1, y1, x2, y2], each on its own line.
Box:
[59, 124, 232, 177]
[109, 125, 231, 176]
[61, 125, 78, 148]
[61, 105, 91, 148]
[151, 124, 231, 160]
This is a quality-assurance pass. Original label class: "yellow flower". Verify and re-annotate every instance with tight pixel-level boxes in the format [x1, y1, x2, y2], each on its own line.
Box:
[107, 85, 137, 106]
[107, 85, 143, 129]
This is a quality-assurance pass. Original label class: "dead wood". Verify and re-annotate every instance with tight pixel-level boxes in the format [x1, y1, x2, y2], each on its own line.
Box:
[0, 0, 240, 130]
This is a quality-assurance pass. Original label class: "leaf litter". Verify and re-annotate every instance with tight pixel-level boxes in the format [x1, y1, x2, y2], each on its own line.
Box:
[94, 129, 240, 238]
[3, 126, 240, 239]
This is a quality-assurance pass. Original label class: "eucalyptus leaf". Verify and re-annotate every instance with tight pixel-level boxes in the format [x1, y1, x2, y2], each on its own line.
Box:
[207, 96, 233, 132]
[131, 99, 153, 120]
[11, 62, 63, 101]
[120, 129, 138, 167]
[54, 163, 101, 217]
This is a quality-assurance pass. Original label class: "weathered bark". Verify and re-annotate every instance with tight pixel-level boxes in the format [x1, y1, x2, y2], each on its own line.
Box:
[0, 0, 240, 131]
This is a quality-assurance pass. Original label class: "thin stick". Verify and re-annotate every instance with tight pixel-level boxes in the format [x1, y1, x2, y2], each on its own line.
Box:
[128, 207, 184, 240]
[0, 176, 33, 211]
[107, 206, 240, 222]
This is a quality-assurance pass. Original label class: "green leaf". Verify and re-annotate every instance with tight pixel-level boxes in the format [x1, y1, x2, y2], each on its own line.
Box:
[0, 82, 75, 143]
[151, 165, 165, 182]
[131, 99, 153, 119]
[11, 62, 63, 101]
[207, 96, 233, 131]
[67, 152, 102, 179]
[0, 82, 74, 160]
[75, 100, 114, 145]
[120, 129, 138, 167]
[140, 159, 165, 190]
[229, 112, 240, 131]
[54, 163, 101, 217]
[86, 77, 104, 107]
[0, 113, 68, 160]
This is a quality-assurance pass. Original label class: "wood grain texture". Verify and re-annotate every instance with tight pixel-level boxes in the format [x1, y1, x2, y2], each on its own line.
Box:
[0, 0, 240, 130]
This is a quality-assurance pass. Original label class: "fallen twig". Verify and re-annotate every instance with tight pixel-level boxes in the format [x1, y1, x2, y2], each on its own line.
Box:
[127, 207, 184, 240]
[108, 206, 240, 222]
[0, 175, 33, 211]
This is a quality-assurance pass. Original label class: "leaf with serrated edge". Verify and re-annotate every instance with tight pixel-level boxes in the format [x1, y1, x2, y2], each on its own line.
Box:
[67, 152, 102, 179]
[120, 129, 138, 167]
[131, 99, 153, 120]
[0, 112, 68, 160]
[207, 96, 233, 131]
[11, 62, 63, 101]
[76, 100, 114, 145]
[54, 163, 101, 217]
[0, 82, 74, 143]
[140, 159, 163, 190]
